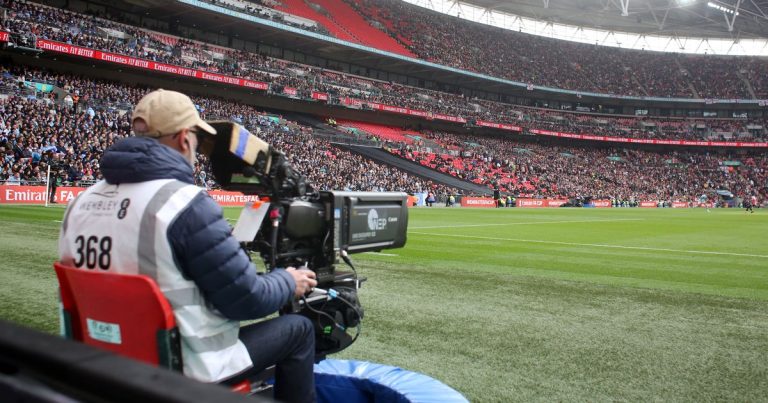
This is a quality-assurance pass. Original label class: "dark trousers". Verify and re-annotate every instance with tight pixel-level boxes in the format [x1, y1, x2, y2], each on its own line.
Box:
[237, 314, 316, 403]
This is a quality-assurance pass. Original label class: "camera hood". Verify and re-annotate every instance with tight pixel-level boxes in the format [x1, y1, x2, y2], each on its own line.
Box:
[203, 121, 273, 192]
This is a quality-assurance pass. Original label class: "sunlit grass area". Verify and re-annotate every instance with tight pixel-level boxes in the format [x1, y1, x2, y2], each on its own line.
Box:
[2, 205, 766, 401]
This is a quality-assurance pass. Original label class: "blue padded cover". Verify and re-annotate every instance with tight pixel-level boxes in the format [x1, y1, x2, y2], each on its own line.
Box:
[314, 359, 468, 403]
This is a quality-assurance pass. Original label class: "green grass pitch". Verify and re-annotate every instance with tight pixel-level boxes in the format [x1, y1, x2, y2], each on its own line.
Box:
[1, 205, 767, 401]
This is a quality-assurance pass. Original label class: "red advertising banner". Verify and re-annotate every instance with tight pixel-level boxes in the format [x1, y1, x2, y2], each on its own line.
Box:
[529, 129, 768, 148]
[0, 31, 9, 43]
[592, 199, 612, 208]
[53, 187, 87, 203]
[517, 198, 568, 208]
[383, 105, 409, 114]
[0, 186, 256, 207]
[433, 113, 467, 124]
[672, 201, 689, 208]
[367, 102, 409, 115]
[283, 87, 297, 96]
[35, 39, 269, 91]
[311, 91, 329, 101]
[341, 97, 364, 108]
[476, 120, 522, 132]
[207, 190, 260, 207]
[345, 99, 466, 123]
[460, 197, 496, 208]
[0, 186, 86, 204]
[546, 199, 568, 207]
[408, 109, 430, 118]
[639, 201, 658, 208]
[517, 198, 545, 208]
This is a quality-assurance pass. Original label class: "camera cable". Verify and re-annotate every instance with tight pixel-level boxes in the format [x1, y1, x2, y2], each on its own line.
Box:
[301, 288, 362, 345]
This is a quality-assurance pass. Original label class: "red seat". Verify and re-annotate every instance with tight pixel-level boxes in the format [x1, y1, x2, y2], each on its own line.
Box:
[53, 262, 182, 371]
[53, 262, 270, 395]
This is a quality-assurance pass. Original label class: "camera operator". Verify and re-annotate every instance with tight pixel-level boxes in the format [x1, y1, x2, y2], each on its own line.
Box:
[58, 89, 318, 403]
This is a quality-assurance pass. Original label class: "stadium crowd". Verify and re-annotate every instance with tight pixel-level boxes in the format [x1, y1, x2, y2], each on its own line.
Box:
[1, 0, 766, 203]
[199, 0, 332, 36]
[1, 0, 766, 144]
[388, 130, 767, 203]
[342, 0, 765, 99]
[1, 62, 765, 204]
[183, 0, 766, 100]
[205, 0, 768, 100]
[0, 64, 455, 197]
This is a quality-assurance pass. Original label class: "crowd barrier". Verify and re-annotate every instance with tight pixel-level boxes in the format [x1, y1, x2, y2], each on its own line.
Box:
[0, 186, 707, 209]
[529, 129, 768, 148]
[31, 39, 270, 91]
[0, 186, 259, 207]
[453, 197, 702, 208]
[0, 185, 84, 204]
[460, 197, 496, 208]
[516, 198, 568, 208]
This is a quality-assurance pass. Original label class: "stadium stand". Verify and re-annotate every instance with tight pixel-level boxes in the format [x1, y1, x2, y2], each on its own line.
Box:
[335, 120, 420, 144]
[199, 0, 329, 35]
[0, 0, 766, 146]
[4, 61, 764, 202]
[0, 64, 458, 197]
[308, 0, 415, 56]
[261, 0, 768, 99]
[6, 0, 768, 100]
[387, 129, 768, 202]
[272, 0, 358, 42]
[0, 2, 766, 204]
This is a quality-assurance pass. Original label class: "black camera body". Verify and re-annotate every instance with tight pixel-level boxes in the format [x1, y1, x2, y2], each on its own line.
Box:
[262, 191, 408, 284]
[204, 122, 408, 355]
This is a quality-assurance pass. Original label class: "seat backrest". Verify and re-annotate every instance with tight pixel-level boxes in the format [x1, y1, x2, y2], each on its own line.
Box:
[53, 262, 182, 371]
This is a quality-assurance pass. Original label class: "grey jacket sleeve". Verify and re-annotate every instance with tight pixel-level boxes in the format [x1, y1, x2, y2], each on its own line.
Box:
[167, 192, 295, 320]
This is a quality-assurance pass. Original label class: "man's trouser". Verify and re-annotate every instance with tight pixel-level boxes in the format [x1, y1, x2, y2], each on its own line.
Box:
[236, 314, 316, 403]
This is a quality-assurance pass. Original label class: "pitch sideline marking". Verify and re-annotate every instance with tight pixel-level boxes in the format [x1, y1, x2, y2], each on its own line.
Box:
[409, 231, 768, 258]
[365, 252, 399, 256]
[411, 218, 644, 229]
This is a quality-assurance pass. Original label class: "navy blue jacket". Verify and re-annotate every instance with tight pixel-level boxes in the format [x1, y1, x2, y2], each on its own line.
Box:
[101, 136, 295, 320]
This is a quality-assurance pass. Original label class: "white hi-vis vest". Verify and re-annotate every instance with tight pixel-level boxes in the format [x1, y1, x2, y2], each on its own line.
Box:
[59, 179, 253, 382]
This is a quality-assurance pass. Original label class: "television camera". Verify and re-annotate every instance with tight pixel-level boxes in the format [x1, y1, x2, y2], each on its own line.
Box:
[201, 122, 409, 356]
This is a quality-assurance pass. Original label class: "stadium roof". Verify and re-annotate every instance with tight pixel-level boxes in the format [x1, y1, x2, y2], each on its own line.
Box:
[406, 0, 768, 54]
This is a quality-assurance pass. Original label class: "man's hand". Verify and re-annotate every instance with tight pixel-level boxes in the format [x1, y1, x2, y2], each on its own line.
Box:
[285, 267, 317, 298]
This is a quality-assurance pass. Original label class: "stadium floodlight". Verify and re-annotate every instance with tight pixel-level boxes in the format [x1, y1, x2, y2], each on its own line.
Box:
[707, 1, 739, 15]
